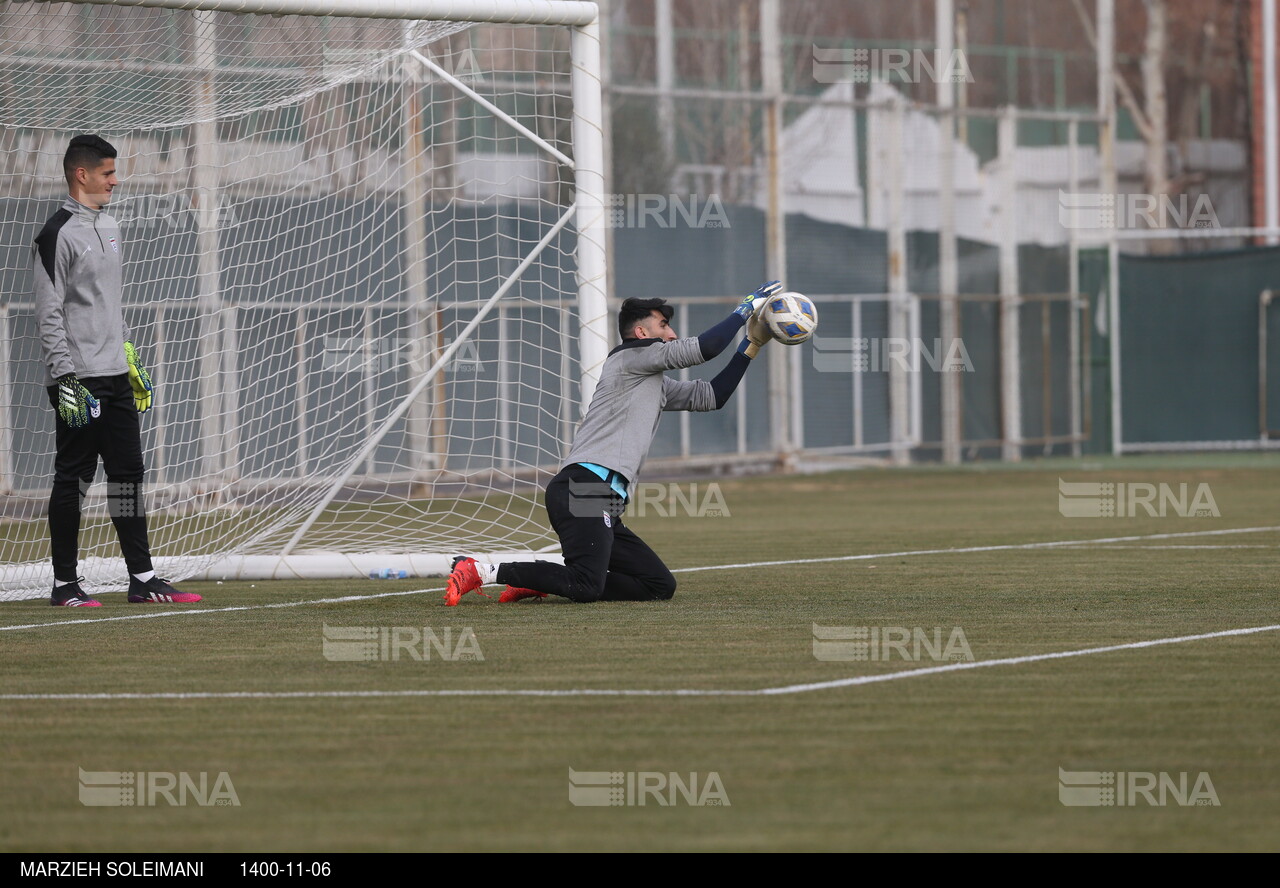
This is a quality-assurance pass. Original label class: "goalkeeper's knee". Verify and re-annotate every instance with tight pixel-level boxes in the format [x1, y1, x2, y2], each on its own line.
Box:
[647, 573, 677, 601]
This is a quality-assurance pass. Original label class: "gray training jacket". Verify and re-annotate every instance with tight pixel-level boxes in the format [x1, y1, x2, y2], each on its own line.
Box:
[32, 197, 130, 385]
[562, 336, 717, 485]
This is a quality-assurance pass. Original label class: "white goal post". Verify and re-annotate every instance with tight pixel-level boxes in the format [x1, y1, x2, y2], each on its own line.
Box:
[0, 0, 607, 596]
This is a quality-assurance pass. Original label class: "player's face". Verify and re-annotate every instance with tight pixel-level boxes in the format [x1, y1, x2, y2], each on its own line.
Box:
[78, 159, 118, 209]
[636, 310, 677, 341]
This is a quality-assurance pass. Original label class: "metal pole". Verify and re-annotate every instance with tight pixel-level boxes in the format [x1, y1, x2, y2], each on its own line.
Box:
[362, 305, 376, 475]
[411, 49, 575, 167]
[151, 308, 168, 487]
[679, 302, 691, 458]
[221, 305, 241, 479]
[559, 305, 574, 459]
[852, 300, 863, 448]
[937, 0, 961, 464]
[572, 17, 610, 410]
[1260, 290, 1271, 439]
[887, 95, 910, 465]
[498, 305, 512, 467]
[192, 9, 225, 483]
[1266, 0, 1279, 244]
[0, 306, 11, 495]
[761, 0, 791, 458]
[656, 0, 676, 164]
[999, 104, 1021, 461]
[599, 0, 617, 320]
[1067, 118, 1083, 457]
[956, 0, 969, 145]
[402, 23, 436, 475]
[294, 308, 309, 475]
[55, 0, 602, 26]
[1098, 0, 1122, 455]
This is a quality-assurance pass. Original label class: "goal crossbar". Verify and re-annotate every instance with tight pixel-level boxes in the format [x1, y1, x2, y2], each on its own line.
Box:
[41, 0, 600, 27]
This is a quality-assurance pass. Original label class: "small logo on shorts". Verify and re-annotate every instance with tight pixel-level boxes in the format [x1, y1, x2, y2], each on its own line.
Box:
[603, 510, 612, 528]
[90, 402, 101, 419]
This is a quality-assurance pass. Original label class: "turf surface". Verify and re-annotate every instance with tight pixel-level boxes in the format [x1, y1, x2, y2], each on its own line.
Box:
[2, 455, 1278, 851]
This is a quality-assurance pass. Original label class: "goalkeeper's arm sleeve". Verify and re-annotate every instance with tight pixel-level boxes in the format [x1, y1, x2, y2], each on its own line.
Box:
[32, 236, 76, 380]
[709, 348, 754, 409]
[697, 312, 747, 360]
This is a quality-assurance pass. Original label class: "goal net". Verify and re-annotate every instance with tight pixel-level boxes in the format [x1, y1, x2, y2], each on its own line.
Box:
[0, 0, 607, 598]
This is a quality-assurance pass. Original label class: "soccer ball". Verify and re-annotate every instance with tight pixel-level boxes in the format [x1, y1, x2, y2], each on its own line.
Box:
[762, 292, 818, 345]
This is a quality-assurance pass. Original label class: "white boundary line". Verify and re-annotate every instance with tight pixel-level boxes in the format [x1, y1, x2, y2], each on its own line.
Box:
[1065, 545, 1278, 550]
[3, 524, 1279, 634]
[671, 525, 1280, 573]
[3, 623, 1277, 701]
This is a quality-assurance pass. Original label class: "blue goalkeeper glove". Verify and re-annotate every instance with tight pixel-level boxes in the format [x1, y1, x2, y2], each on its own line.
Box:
[55, 374, 100, 429]
[734, 280, 783, 319]
[124, 340, 153, 413]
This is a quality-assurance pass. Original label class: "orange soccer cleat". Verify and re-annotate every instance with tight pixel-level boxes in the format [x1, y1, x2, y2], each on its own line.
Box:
[498, 585, 547, 603]
[443, 556, 487, 606]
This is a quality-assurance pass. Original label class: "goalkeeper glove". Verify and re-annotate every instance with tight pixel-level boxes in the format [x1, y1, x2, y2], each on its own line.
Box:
[734, 280, 783, 319]
[741, 305, 772, 359]
[124, 340, 153, 413]
[55, 374, 100, 429]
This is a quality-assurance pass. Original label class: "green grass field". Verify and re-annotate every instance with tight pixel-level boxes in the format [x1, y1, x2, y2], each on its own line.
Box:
[2, 455, 1278, 852]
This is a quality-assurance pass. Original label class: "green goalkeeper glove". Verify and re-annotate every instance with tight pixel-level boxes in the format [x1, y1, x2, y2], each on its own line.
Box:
[55, 374, 100, 429]
[734, 280, 782, 319]
[124, 340, 153, 413]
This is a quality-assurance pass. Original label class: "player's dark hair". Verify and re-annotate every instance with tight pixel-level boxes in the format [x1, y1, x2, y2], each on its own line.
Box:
[618, 297, 673, 339]
[63, 134, 117, 182]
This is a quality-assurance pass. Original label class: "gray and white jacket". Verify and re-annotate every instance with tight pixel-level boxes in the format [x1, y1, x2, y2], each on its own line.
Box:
[563, 336, 717, 485]
[32, 196, 130, 384]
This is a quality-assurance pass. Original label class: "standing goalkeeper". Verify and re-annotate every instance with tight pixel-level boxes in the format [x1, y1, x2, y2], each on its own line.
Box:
[33, 134, 201, 606]
[445, 281, 781, 605]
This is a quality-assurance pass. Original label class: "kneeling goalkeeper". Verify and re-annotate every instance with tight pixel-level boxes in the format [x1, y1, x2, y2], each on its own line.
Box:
[445, 281, 782, 605]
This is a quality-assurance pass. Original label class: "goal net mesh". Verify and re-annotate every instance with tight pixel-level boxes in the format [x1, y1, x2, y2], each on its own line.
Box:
[0, 2, 587, 597]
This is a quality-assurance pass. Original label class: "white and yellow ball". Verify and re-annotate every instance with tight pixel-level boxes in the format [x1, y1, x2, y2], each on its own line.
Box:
[762, 292, 818, 345]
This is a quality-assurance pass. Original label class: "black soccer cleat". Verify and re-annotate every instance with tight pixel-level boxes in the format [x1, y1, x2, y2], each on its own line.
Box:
[50, 578, 101, 607]
[127, 575, 203, 604]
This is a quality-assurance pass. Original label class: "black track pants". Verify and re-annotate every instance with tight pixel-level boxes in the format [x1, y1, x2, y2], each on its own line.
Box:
[497, 464, 677, 603]
[46, 374, 152, 580]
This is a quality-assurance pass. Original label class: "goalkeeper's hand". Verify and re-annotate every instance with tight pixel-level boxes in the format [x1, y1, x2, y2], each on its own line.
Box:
[741, 304, 772, 359]
[56, 374, 100, 429]
[124, 340, 153, 413]
[734, 279, 783, 319]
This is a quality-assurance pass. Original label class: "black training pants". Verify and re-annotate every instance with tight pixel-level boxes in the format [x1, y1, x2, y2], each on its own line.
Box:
[46, 374, 152, 581]
[497, 464, 677, 602]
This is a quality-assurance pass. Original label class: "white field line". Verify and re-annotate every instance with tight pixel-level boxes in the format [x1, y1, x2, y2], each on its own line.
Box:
[0, 588, 437, 633]
[1066, 544, 1278, 550]
[2, 623, 1277, 701]
[4, 523, 1279, 635]
[670, 525, 1280, 573]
